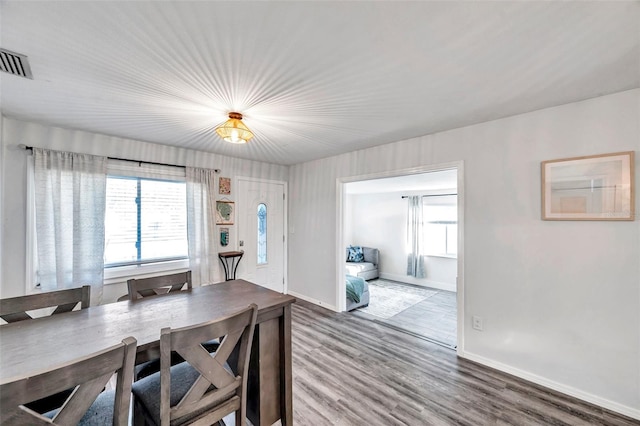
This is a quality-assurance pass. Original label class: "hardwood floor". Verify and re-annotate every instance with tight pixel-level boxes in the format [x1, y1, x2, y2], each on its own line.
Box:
[388, 289, 457, 348]
[291, 300, 639, 426]
[354, 279, 457, 349]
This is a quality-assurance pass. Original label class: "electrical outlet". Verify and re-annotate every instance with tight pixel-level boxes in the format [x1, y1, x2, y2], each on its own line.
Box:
[472, 316, 483, 331]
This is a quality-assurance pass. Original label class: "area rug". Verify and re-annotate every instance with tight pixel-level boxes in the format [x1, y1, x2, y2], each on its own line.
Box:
[357, 279, 438, 319]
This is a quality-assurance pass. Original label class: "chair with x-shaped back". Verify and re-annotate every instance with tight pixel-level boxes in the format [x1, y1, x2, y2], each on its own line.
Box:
[0, 286, 92, 414]
[125, 271, 219, 381]
[131, 303, 258, 426]
[0, 336, 137, 426]
[126, 271, 192, 301]
[0, 285, 90, 324]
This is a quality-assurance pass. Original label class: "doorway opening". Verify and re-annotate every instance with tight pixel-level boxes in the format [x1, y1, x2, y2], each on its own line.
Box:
[337, 163, 464, 352]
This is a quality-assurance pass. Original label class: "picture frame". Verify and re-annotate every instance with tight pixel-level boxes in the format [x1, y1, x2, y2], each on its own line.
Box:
[541, 151, 634, 221]
[215, 201, 234, 225]
[219, 177, 231, 195]
[219, 227, 229, 247]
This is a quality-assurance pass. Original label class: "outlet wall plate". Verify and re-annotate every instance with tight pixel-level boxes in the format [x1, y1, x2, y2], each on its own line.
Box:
[472, 316, 483, 331]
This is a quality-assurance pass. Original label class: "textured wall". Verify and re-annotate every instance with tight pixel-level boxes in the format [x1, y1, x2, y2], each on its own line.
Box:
[288, 89, 640, 417]
[0, 117, 288, 299]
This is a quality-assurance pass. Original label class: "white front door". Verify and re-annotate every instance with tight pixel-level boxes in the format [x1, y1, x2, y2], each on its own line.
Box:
[237, 178, 285, 293]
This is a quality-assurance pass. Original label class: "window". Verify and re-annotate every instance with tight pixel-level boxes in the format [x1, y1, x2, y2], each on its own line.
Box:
[27, 157, 190, 291]
[257, 203, 267, 264]
[423, 195, 457, 257]
[104, 168, 188, 267]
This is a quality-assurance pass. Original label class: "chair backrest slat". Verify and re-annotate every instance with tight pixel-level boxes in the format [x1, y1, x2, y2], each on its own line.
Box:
[53, 374, 112, 425]
[0, 286, 90, 324]
[127, 271, 192, 301]
[159, 303, 257, 426]
[4, 408, 51, 426]
[0, 336, 137, 426]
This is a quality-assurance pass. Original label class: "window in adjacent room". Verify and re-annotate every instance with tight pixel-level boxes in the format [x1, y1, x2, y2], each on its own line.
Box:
[423, 194, 457, 258]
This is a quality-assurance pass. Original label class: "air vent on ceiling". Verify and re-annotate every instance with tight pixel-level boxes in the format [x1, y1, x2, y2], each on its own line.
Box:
[0, 48, 33, 79]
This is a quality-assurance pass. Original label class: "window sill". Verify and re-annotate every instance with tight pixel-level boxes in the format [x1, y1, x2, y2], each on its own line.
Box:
[425, 254, 458, 260]
[103, 259, 189, 285]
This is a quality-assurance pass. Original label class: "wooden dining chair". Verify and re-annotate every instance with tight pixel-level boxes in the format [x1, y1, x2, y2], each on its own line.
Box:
[0, 286, 92, 414]
[126, 271, 192, 301]
[131, 304, 258, 426]
[0, 336, 137, 426]
[125, 270, 219, 381]
[0, 285, 90, 324]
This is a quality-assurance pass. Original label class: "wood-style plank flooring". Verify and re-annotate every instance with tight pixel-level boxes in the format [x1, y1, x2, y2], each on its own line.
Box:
[291, 300, 639, 426]
[354, 279, 458, 349]
[388, 289, 457, 348]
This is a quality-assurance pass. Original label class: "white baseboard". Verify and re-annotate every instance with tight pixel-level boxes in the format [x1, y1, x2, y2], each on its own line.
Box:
[380, 272, 456, 292]
[288, 290, 339, 312]
[289, 290, 637, 420]
[459, 350, 640, 421]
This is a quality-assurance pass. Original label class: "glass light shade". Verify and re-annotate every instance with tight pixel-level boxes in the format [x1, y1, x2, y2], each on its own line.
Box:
[215, 112, 254, 144]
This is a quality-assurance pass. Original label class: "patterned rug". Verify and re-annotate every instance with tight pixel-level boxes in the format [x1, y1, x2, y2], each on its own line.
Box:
[358, 279, 438, 319]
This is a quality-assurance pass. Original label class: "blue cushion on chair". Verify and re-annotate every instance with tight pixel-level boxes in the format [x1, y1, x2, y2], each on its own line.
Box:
[132, 359, 228, 425]
[44, 390, 115, 426]
[78, 390, 116, 425]
[132, 361, 201, 425]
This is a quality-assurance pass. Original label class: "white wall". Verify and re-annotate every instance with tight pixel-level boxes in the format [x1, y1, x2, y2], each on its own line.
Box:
[0, 117, 288, 301]
[347, 191, 457, 291]
[0, 114, 3, 290]
[288, 89, 640, 418]
[344, 194, 355, 244]
[347, 192, 404, 274]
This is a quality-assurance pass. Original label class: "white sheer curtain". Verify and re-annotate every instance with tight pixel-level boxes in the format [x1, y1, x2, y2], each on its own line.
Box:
[186, 167, 219, 286]
[406, 196, 427, 278]
[33, 148, 107, 305]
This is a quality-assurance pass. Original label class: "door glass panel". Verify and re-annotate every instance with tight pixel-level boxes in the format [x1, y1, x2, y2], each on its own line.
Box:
[257, 203, 267, 264]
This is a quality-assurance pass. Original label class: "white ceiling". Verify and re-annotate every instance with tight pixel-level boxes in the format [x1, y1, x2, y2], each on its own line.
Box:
[1, 1, 638, 166]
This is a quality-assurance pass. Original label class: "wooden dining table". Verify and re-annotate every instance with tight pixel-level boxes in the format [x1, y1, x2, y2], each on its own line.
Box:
[0, 279, 295, 426]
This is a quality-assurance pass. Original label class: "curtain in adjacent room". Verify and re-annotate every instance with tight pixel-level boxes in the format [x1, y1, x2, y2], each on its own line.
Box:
[33, 148, 107, 305]
[406, 195, 427, 278]
[186, 167, 219, 286]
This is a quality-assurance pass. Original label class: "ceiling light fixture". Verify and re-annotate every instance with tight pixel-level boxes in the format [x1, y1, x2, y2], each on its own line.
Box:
[215, 112, 254, 144]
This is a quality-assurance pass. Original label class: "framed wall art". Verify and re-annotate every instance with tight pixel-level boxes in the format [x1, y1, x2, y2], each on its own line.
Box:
[541, 151, 634, 221]
[219, 227, 229, 247]
[215, 201, 234, 225]
[219, 177, 231, 195]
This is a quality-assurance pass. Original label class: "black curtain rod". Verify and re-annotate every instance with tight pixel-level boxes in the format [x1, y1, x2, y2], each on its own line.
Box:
[402, 193, 457, 198]
[20, 144, 220, 172]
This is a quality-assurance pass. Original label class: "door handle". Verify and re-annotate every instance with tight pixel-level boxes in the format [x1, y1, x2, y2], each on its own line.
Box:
[239, 240, 244, 247]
